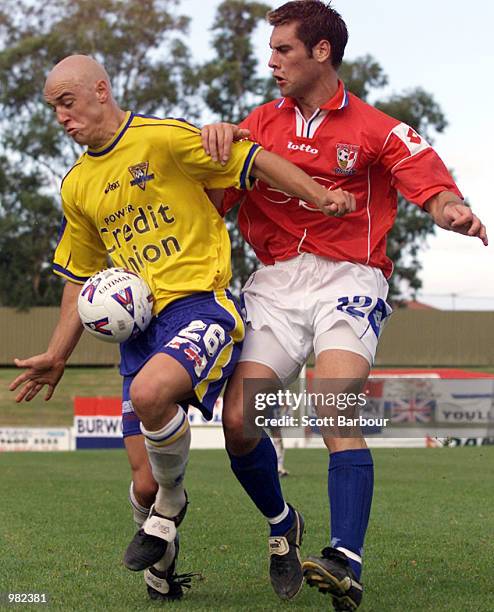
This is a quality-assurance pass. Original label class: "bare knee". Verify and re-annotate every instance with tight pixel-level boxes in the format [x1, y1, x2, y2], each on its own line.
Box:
[129, 354, 192, 426]
[223, 362, 277, 455]
[130, 377, 177, 428]
[130, 378, 161, 419]
[132, 467, 158, 508]
[222, 394, 259, 455]
[222, 411, 251, 452]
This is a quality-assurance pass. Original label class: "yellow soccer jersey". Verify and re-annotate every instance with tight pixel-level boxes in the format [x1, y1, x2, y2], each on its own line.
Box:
[54, 112, 262, 313]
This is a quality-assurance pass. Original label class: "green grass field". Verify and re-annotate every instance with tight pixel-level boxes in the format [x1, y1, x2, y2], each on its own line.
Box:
[0, 368, 122, 427]
[1, 448, 493, 611]
[2, 366, 494, 427]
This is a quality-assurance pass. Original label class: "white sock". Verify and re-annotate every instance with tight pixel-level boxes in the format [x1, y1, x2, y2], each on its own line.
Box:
[130, 482, 175, 575]
[141, 406, 190, 518]
[153, 540, 177, 573]
[129, 481, 150, 528]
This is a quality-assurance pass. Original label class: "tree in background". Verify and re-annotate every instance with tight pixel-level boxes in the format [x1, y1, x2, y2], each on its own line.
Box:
[0, 0, 452, 306]
[0, 160, 62, 308]
[199, 0, 274, 293]
[200, 0, 275, 124]
[202, 3, 449, 303]
[0, 0, 198, 307]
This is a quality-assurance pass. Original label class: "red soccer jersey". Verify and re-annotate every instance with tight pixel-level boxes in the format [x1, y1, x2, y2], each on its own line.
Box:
[223, 81, 461, 277]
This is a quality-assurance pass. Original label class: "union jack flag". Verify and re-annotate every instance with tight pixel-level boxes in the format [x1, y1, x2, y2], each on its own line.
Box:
[387, 395, 435, 423]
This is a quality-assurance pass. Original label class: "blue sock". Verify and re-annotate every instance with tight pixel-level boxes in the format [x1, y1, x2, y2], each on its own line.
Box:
[328, 448, 374, 580]
[229, 437, 293, 536]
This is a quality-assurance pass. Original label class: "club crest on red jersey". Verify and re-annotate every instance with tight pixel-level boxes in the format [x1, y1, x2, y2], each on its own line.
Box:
[335, 143, 359, 175]
[128, 162, 155, 191]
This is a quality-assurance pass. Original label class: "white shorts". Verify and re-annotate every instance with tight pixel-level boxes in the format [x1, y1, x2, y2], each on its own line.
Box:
[240, 254, 392, 385]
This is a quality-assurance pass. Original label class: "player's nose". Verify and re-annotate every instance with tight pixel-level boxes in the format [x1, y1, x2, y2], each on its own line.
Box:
[55, 108, 69, 126]
[268, 50, 280, 69]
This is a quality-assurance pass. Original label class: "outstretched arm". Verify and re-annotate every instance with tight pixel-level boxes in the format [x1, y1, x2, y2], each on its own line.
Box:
[251, 149, 356, 217]
[9, 281, 84, 402]
[425, 191, 488, 246]
[202, 123, 355, 216]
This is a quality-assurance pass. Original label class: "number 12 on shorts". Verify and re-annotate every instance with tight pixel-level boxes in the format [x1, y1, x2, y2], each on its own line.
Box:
[337, 296, 390, 337]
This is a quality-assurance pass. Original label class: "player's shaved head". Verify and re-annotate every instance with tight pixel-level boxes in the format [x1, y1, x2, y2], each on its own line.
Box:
[44, 54, 125, 148]
[44, 54, 111, 95]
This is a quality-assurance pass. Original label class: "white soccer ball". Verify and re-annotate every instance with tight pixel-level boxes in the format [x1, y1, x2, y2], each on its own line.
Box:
[338, 146, 350, 162]
[77, 268, 154, 343]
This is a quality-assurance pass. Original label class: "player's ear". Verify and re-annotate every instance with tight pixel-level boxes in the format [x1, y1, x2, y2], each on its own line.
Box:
[313, 39, 331, 63]
[95, 79, 109, 103]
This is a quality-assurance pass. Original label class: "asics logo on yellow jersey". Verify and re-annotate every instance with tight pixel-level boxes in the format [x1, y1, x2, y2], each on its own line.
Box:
[104, 180, 120, 194]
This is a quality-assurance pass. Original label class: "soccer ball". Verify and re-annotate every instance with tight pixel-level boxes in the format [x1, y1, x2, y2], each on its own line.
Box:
[337, 146, 350, 163]
[77, 268, 153, 343]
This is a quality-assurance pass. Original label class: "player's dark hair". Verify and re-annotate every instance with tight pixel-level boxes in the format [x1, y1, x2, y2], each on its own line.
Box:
[268, 1, 348, 69]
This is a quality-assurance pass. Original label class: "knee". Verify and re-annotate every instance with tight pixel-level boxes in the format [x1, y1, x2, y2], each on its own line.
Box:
[132, 469, 158, 508]
[222, 371, 263, 455]
[129, 378, 163, 419]
[222, 407, 244, 441]
[223, 406, 259, 455]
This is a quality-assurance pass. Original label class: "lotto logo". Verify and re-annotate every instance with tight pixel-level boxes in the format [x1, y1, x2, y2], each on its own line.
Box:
[287, 141, 318, 154]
